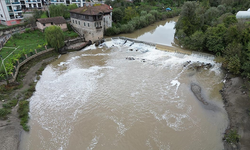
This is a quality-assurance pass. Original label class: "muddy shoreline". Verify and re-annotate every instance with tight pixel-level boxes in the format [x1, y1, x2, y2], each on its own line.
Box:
[0, 52, 57, 150]
[221, 74, 250, 150]
[1, 55, 250, 149]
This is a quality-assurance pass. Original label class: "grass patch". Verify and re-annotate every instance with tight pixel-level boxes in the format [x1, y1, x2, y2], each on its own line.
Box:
[63, 30, 79, 40]
[41, 12, 48, 18]
[2, 99, 18, 109]
[18, 100, 29, 131]
[225, 129, 240, 144]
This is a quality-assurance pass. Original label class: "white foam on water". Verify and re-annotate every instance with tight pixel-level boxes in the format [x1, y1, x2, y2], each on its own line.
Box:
[86, 136, 100, 150]
[150, 110, 195, 131]
[109, 116, 128, 135]
[29, 64, 111, 149]
[171, 80, 180, 98]
[81, 44, 97, 51]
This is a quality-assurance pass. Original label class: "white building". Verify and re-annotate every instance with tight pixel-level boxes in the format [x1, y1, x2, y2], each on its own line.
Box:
[0, 0, 23, 25]
[50, 0, 87, 7]
[20, 0, 43, 10]
[70, 4, 112, 42]
[236, 10, 250, 19]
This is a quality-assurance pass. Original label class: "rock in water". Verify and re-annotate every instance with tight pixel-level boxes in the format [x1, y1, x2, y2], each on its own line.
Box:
[191, 83, 208, 105]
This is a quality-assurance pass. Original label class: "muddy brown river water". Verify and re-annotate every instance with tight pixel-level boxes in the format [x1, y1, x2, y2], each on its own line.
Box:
[19, 17, 228, 150]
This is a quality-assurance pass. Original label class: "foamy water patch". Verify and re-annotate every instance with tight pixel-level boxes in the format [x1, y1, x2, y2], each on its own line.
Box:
[29, 65, 110, 149]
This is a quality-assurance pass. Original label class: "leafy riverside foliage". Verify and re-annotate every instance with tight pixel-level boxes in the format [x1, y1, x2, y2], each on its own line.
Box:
[104, 0, 182, 36]
[0, 28, 77, 81]
[45, 26, 65, 52]
[175, 0, 250, 77]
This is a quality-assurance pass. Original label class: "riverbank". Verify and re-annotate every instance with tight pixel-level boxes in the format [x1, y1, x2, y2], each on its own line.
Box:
[0, 51, 58, 150]
[222, 74, 250, 150]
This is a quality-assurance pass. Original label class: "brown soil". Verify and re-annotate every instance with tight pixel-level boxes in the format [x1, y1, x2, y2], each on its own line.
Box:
[222, 75, 250, 150]
[0, 57, 55, 150]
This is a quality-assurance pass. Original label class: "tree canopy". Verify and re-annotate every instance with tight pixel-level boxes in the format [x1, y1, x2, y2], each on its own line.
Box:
[45, 26, 65, 52]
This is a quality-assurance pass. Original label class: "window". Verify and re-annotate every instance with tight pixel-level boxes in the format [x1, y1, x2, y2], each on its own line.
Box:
[78, 21, 80, 25]
[43, 23, 45, 26]
[86, 16, 89, 19]
[73, 20, 74, 23]
[84, 22, 85, 26]
[88, 23, 89, 27]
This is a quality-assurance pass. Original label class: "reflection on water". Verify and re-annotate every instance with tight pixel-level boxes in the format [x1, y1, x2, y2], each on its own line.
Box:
[117, 17, 179, 46]
[19, 17, 228, 150]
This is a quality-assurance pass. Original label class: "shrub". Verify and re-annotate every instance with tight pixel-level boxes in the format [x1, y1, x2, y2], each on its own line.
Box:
[225, 130, 240, 144]
[0, 108, 11, 119]
[141, 11, 147, 16]
[145, 13, 155, 24]
[139, 16, 148, 28]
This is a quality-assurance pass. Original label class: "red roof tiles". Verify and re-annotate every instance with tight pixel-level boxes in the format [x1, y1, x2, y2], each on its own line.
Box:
[69, 4, 112, 15]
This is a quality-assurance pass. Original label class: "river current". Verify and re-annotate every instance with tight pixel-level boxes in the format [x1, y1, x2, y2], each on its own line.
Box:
[20, 17, 228, 150]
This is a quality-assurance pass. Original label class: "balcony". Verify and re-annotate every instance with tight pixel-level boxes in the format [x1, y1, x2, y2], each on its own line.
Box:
[16, 15, 23, 19]
[12, 2, 21, 5]
[72, 0, 80, 2]
[26, 0, 37, 2]
[14, 9, 22, 12]
[51, 0, 65, 2]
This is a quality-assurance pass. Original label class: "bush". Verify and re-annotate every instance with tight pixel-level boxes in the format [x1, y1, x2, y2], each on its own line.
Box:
[141, 11, 147, 16]
[225, 130, 240, 144]
[139, 16, 148, 28]
[145, 13, 155, 24]
[0, 108, 11, 119]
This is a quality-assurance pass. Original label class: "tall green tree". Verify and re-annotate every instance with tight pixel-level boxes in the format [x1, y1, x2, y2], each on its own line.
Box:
[45, 26, 65, 52]
[112, 8, 124, 23]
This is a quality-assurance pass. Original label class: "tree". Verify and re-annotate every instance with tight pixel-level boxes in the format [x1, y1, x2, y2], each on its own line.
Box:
[45, 26, 65, 52]
[112, 8, 124, 23]
[205, 24, 227, 55]
[123, 7, 138, 23]
[49, 4, 68, 18]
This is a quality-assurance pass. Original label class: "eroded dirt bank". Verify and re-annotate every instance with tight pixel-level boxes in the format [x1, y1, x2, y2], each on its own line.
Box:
[0, 53, 57, 150]
[222, 75, 250, 150]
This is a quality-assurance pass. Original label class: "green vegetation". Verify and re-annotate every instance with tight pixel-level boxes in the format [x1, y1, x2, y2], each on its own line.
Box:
[45, 26, 65, 51]
[225, 129, 240, 144]
[0, 108, 11, 120]
[175, 0, 250, 77]
[104, 0, 181, 36]
[0, 27, 77, 81]
[18, 100, 29, 131]
[63, 30, 78, 39]
[41, 12, 48, 18]
[49, 4, 78, 19]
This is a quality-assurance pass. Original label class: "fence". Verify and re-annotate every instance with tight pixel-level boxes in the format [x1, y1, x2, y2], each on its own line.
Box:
[0, 47, 54, 82]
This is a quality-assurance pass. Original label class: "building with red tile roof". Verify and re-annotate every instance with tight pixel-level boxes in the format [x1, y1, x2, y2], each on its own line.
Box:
[69, 4, 112, 42]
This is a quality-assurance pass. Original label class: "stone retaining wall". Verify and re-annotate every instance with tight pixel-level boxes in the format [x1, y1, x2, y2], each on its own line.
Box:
[10, 48, 54, 82]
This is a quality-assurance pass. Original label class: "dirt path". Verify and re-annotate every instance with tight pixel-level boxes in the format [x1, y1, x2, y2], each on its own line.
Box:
[0, 57, 56, 150]
[222, 76, 250, 150]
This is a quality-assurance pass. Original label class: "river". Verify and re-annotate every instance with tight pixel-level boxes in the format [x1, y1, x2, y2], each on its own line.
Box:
[19, 17, 228, 150]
